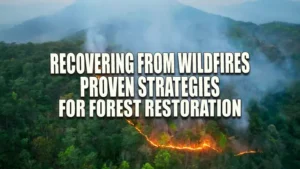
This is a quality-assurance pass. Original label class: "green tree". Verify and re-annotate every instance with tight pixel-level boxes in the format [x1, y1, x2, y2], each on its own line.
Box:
[154, 150, 171, 169]
[102, 163, 110, 169]
[32, 136, 54, 165]
[219, 132, 227, 149]
[12, 91, 17, 100]
[119, 161, 130, 169]
[58, 145, 81, 169]
[142, 163, 154, 169]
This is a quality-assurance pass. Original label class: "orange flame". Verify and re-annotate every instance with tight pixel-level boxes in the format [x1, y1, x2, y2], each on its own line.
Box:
[126, 119, 222, 153]
[126, 119, 261, 156]
[234, 150, 262, 156]
[94, 74, 260, 156]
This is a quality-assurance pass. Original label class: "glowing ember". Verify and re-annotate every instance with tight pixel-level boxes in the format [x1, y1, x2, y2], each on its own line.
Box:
[234, 150, 262, 156]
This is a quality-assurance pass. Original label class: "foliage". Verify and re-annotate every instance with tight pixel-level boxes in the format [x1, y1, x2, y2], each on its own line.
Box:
[154, 150, 171, 169]
[1, 20, 300, 169]
[141, 163, 154, 169]
[119, 161, 130, 169]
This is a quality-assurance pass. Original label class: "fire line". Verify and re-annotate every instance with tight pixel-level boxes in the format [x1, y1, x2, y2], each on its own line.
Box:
[125, 119, 261, 156]
[126, 119, 222, 153]
[235, 150, 262, 156]
[95, 75, 260, 156]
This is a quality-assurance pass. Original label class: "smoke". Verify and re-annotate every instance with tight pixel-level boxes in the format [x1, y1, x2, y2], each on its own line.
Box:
[85, 29, 107, 52]
[83, 0, 197, 52]
[221, 52, 291, 130]
[83, 0, 292, 133]
[185, 0, 300, 24]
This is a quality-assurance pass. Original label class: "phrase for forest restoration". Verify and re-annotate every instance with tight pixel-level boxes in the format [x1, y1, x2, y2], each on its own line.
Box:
[50, 52, 250, 118]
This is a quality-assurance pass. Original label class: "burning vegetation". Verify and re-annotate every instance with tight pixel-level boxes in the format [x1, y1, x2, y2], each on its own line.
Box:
[125, 119, 260, 156]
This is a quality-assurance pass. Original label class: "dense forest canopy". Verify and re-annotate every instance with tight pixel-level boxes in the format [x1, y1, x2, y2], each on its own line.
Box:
[0, 19, 300, 169]
[1, 0, 300, 166]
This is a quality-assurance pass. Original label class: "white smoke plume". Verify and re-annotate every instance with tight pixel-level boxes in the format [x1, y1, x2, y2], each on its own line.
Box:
[82, 0, 292, 132]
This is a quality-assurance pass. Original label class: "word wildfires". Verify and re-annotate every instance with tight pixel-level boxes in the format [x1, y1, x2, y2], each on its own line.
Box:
[58, 99, 242, 118]
[50, 52, 250, 75]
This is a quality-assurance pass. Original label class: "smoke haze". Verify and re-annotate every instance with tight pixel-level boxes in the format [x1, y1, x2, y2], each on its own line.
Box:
[82, 0, 294, 135]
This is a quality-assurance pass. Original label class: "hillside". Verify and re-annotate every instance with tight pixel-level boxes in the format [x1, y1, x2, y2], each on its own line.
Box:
[0, 1, 272, 43]
[1, 31, 300, 168]
[1, 1, 300, 169]
[198, 0, 300, 24]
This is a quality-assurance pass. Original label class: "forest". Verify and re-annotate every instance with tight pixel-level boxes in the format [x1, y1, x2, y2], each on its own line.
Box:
[0, 21, 300, 169]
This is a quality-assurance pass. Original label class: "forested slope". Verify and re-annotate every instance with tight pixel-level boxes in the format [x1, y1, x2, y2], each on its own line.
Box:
[0, 21, 300, 169]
